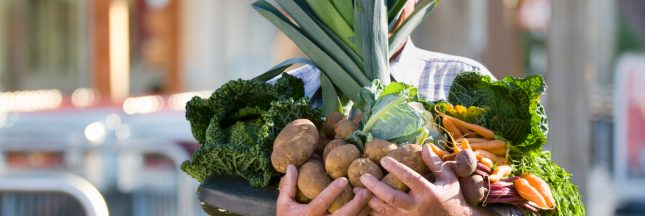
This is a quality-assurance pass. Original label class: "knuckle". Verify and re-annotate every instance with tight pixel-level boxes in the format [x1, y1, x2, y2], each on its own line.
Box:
[402, 171, 423, 186]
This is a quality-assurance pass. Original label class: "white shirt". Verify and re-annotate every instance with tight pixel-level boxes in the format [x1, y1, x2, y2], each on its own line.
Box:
[270, 41, 494, 101]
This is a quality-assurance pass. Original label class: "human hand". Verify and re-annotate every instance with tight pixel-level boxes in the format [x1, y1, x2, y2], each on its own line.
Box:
[360, 144, 493, 216]
[276, 164, 372, 216]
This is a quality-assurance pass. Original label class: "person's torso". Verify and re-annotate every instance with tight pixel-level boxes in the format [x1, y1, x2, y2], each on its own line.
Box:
[268, 42, 495, 102]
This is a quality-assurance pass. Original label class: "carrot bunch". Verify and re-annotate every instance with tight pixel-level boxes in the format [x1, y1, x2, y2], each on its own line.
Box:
[437, 110, 508, 167]
[435, 105, 556, 214]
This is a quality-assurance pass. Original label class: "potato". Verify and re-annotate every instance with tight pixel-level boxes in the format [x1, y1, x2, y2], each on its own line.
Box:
[297, 161, 332, 199]
[323, 112, 345, 138]
[328, 184, 354, 213]
[271, 119, 319, 173]
[316, 137, 330, 155]
[325, 144, 360, 179]
[323, 139, 347, 161]
[295, 188, 311, 204]
[364, 139, 397, 164]
[350, 111, 364, 126]
[382, 173, 408, 192]
[348, 158, 383, 187]
[385, 144, 427, 173]
[459, 174, 485, 206]
[334, 119, 356, 139]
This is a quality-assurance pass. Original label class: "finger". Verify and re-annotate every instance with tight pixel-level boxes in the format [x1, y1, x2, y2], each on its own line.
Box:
[333, 187, 372, 216]
[380, 157, 428, 192]
[422, 144, 444, 178]
[368, 196, 400, 216]
[277, 164, 298, 203]
[422, 144, 458, 186]
[360, 174, 414, 209]
[307, 177, 348, 214]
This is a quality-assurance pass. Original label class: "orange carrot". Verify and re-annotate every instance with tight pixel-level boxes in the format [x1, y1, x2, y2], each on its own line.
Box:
[449, 117, 495, 139]
[475, 149, 506, 164]
[455, 122, 471, 135]
[470, 140, 506, 150]
[477, 147, 506, 156]
[476, 155, 494, 169]
[457, 138, 491, 143]
[430, 144, 449, 160]
[515, 178, 549, 209]
[521, 173, 555, 209]
[442, 117, 463, 139]
[488, 165, 512, 182]
[459, 139, 472, 150]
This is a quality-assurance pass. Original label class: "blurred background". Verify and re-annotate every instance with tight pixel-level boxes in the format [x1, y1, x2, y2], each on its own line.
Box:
[0, 0, 643, 215]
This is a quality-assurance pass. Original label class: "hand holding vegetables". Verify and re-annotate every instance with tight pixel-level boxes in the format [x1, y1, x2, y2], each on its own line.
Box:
[360, 144, 489, 216]
[277, 165, 371, 216]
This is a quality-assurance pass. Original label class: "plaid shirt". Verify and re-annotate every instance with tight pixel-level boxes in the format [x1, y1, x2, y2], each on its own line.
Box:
[270, 41, 495, 101]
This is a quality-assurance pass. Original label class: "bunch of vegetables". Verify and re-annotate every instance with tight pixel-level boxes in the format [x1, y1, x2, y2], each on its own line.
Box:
[179, 0, 585, 215]
[180, 74, 323, 187]
[425, 72, 585, 215]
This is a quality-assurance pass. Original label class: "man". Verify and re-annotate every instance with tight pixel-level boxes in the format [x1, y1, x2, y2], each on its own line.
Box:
[274, 1, 510, 216]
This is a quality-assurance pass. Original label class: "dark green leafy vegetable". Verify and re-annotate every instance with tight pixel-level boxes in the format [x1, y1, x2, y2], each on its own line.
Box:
[512, 152, 585, 216]
[181, 75, 322, 187]
[447, 72, 548, 158]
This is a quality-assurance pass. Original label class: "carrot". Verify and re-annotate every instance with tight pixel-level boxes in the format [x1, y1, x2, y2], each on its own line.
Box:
[442, 117, 463, 139]
[430, 144, 449, 160]
[477, 155, 494, 169]
[454, 122, 471, 135]
[470, 140, 505, 150]
[459, 139, 472, 150]
[449, 117, 495, 139]
[475, 149, 506, 165]
[476, 147, 506, 156]
[521, 173, 555, 209]
[514, 178, 549, 209]
[488, 165, 512, 182]
[465, 138, 490, 143]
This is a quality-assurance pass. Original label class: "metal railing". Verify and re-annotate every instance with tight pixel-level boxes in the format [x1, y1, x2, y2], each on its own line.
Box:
[0, 173, 109, 216]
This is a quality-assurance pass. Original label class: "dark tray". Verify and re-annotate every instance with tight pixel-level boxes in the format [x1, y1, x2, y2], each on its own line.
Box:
[197, 175, 279, 216]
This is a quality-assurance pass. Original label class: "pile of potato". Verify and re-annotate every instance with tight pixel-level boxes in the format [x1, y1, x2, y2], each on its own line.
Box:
[270, 112, 438, 213]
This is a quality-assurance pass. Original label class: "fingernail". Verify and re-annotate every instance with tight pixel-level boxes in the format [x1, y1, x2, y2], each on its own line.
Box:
[380, 157, 393, 166]
[336, 177, 348, 186]
[360, 174, 373, 186]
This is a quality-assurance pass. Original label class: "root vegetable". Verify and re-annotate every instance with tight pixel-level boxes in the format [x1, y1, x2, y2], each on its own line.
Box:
[295, 188, 311, 204]
[364, 139, 397, 164]
[385, 144, 427, 173]
[430, 144, 450, 160]
[452, 149, 477, 177]
[323, 112, 345, 138]
[449, 117, 494, 139]
[334, 119, 356, 139]
[442, 117, 463, 139]
[474, 149, 506, 165]
[347, 158, 383, 187]
[382, 173, 408, 192]
[351, 111, 364, 126]
[470, 140, 506, 150]
[521, 173, 555, 209]
[271, 119, 319, 173]
[325, 144, 360, 179]
[514, 178, 549, 209]
[328, 184, 353, 213]
[459, 174, 485, 206]
[297, 160, 332, 199]
[323, 139, 347, 161]
[316, 137, 331, 155]
[488, 165, 512, 182]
